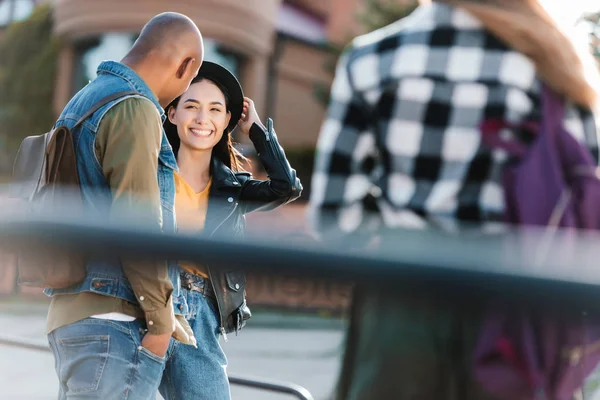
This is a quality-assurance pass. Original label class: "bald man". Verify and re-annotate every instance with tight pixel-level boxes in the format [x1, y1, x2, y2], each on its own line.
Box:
[45, 12, 203, 399]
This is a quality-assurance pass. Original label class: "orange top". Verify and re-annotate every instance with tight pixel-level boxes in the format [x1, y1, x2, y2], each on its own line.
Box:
[174, 171, 212, 278]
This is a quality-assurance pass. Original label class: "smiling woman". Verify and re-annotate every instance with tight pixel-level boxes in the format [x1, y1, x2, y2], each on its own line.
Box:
[159, 60, 302, 400]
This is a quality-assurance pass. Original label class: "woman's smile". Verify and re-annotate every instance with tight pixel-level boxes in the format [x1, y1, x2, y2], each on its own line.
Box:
[189, 127, 214, 138]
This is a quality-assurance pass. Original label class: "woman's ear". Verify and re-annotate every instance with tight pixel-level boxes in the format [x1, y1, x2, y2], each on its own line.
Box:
[225, 111, 231, 130]
[168, 106, 177, 125]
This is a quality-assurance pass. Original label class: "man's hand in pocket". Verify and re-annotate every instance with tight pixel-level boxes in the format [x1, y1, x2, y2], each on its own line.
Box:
[141, 332, 171, 358]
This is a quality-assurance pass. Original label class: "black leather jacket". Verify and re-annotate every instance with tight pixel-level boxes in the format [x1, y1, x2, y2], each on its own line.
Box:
[202, 122, 302, 337]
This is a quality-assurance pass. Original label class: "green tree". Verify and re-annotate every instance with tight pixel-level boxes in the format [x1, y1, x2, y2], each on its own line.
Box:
[583, 11, 600, 61]
[0, 5, 60, 171]
[357, 0, 418, 33]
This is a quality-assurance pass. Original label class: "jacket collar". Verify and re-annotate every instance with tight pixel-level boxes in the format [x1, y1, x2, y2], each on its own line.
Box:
[211, 156, 241, 189]
[205, 157, 242, 234]
[96, 61, 165, 119]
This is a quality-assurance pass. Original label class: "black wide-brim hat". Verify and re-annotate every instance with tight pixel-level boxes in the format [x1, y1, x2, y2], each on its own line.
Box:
[165, 61, 244, 154]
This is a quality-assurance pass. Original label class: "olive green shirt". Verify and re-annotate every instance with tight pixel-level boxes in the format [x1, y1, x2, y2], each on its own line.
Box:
[46, 98, 194, 346]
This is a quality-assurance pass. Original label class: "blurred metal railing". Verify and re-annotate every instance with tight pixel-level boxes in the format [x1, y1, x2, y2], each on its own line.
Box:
[0, 335, 314, 400]
[3, 214, 600, 309]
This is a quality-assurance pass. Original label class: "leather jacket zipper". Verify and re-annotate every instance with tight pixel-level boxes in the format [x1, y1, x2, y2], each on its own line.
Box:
[207, 201, 238, 342]
[265, 118, 273, 141]
[265, 119, 295, 198]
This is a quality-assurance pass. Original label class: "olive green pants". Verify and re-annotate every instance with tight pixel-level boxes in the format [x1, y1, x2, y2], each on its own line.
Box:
[336, 286, 498, 400]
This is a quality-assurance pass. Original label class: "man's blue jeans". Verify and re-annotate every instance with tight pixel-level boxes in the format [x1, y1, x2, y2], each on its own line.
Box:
[159, 274, 230, 400]
[47, 275, 230, 400]
[48, 318, 170, 400]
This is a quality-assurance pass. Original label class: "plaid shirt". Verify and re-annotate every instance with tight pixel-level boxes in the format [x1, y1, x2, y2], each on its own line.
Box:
[308, 2, 599, 237]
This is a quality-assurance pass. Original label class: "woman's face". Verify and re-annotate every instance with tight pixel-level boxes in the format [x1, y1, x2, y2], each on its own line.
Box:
[168, 79, 231, 152]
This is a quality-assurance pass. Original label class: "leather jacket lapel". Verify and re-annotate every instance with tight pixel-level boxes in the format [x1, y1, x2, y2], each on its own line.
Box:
[205, 157, 242, 237]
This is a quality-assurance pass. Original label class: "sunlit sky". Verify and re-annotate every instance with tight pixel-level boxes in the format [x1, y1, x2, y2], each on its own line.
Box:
[542, 0, 599, 25]
[540, 0, 599, 51]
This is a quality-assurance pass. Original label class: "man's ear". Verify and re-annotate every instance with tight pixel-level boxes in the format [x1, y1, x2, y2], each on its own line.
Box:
[168, 105, 177, 124]
[176, 57, 194, 79]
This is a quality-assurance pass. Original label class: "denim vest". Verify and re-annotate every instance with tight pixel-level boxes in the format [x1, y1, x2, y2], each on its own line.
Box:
[44, 61, 186, 314]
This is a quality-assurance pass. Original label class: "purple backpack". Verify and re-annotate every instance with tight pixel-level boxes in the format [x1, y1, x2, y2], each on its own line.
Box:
[474, 86, 600, 400]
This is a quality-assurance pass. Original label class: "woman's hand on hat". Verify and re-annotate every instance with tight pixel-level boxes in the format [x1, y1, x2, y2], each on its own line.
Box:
[237, 97, 264, 135]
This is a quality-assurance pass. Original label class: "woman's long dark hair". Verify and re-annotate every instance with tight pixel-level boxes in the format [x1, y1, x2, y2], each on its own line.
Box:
[164, 77, 249, 172]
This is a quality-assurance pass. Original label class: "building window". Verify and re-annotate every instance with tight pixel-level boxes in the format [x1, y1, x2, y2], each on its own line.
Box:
[276, 2, 326, 44]
[72, 35, 244, 94]
[0, 1, 11, 26]
[0, 0, 37, 27]
[203, 38, 244, 79]
[13, 0, 34, 21]
[72, 33, 137, 93]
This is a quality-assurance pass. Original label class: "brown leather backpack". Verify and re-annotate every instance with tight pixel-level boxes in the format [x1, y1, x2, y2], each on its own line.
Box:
[9, 91, 137, 288]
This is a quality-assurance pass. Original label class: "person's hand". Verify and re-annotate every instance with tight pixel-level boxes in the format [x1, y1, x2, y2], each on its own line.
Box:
[141, 332, 171, 358]
[173, 314, 197, 348]
[237, 97, 264, 135]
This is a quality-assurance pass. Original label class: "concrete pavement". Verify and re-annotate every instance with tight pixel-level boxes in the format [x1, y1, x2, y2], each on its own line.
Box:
[0, 299, 345, 400]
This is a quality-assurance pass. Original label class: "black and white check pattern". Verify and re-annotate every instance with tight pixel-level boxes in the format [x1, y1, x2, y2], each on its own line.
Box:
[308, 2, 599, 237]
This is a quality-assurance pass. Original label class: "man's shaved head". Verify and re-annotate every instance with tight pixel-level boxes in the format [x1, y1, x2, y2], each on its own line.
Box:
[122, 12, 204, 107]
[131, 12, 201, 57]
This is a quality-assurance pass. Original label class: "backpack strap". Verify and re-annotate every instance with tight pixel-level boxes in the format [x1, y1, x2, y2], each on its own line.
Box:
[67, 90, 140, 131]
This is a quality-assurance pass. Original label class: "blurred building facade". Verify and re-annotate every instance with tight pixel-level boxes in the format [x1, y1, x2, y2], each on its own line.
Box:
[0, 0, 372, 148]
[0, 0, 392, 187]
[0, 0, 385, 196]
[0, 0, 371, 149]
